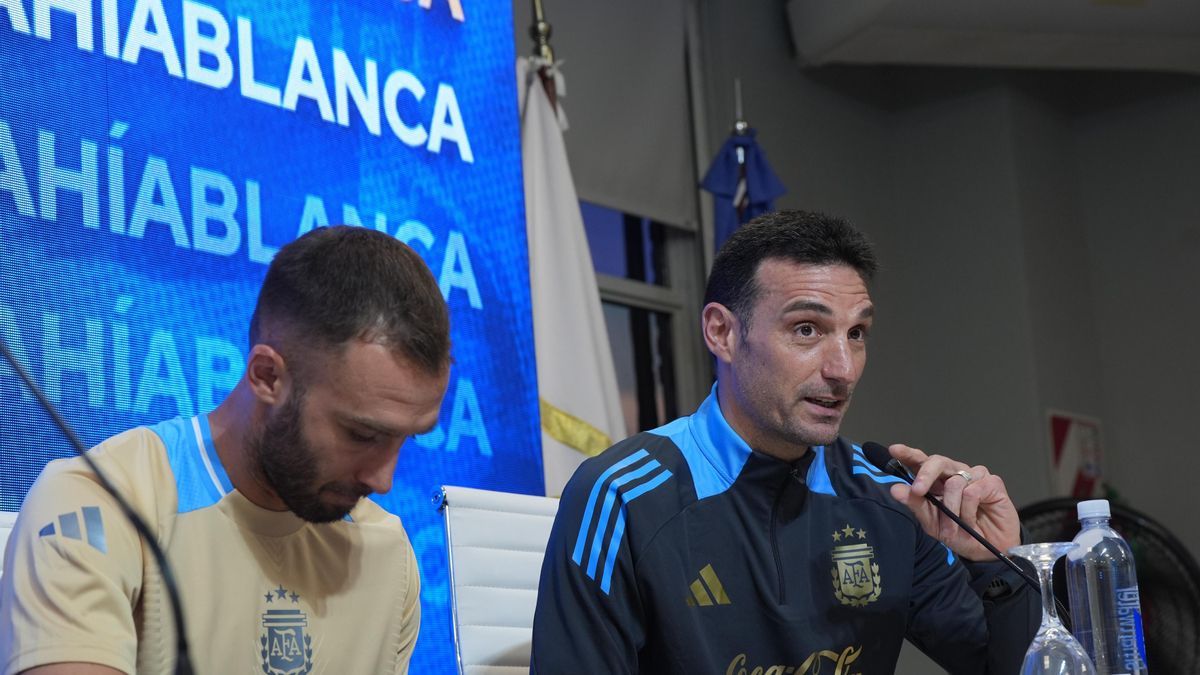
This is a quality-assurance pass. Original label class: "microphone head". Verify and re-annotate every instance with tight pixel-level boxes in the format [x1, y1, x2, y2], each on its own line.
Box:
[862, 441, 914, 483]
[861, 441, 894, 472]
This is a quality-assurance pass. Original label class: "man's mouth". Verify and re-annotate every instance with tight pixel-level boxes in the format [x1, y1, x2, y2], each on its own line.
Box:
[806, 397, 843, 410]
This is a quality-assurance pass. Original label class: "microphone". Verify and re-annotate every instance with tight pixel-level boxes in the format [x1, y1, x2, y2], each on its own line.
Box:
[860, 442, 1041, 594]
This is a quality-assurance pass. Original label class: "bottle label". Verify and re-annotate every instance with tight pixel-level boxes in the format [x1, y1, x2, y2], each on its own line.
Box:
[1115, 586, 1148, 672]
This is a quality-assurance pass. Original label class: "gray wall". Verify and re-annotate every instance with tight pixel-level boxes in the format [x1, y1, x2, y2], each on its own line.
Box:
[1074, 76, 1200, 567]
[859, 83, 1047, 508]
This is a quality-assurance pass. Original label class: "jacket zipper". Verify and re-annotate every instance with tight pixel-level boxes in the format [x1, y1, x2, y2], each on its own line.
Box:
[771, 466, 808, 604]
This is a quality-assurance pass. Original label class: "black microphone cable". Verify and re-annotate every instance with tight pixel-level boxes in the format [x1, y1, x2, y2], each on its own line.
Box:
[0, 336, 194, 675]
[862, 441, 1073, 627]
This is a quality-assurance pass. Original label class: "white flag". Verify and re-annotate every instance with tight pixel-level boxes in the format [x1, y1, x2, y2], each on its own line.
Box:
[519, 57, 626, 497]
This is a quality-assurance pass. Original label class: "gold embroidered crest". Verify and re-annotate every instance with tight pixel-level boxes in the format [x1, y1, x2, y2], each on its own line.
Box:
[830, 523, 881, 607]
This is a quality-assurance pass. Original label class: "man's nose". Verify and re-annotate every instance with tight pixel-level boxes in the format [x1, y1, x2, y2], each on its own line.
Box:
[357, 447, 401, 494]
[821, 337, 855, 382]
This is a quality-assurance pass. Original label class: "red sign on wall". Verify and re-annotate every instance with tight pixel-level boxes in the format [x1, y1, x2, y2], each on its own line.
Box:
[1048, 411, 1103, 499]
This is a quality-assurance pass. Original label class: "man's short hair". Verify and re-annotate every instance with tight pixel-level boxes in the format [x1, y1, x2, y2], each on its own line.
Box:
[703, 210, 878, 328]
[249, 225, 451, 377]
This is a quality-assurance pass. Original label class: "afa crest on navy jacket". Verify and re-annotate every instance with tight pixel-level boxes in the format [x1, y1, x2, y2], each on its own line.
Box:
[532, 389, 1038, 674]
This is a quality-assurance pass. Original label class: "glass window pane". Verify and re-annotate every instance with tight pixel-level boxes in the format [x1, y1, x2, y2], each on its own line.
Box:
[581, 201, 669, 287]
[580, 201, 627, 279]
[602, 302, 678, 437]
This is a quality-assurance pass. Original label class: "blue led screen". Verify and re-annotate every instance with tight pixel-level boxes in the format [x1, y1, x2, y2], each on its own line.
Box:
[0, 1, 541, 671]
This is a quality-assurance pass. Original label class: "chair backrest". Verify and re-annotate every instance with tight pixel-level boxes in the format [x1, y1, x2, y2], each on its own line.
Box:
[0, 511, 18, 578]
[437, 485, 558, 675]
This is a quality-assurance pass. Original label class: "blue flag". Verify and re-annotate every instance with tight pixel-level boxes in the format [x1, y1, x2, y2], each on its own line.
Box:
[700, 129, 787, 251]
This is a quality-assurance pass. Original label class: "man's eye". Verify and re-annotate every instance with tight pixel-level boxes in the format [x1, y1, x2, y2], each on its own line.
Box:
[849, 327, 867, 341]
[348, 430, 377, 443]
[796, 323, 817, 337]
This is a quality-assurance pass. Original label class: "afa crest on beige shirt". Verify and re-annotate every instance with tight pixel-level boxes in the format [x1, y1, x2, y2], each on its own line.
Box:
[0, 415, 421, 675]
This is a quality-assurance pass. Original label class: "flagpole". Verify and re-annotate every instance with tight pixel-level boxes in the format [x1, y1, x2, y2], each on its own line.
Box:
[733, 77, 749, 136]
[520, 4, 627, 494]
[530, 0, 557, 108]
[732, 78, 749, 223]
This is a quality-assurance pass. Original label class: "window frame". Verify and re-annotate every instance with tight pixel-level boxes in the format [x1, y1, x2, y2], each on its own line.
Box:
[593, 217, 710, 428]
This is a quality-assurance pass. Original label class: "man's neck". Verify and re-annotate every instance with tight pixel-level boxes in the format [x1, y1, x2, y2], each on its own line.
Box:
[756, 443, 815, 464]
[206, 385, 288, 511]
[714, 383, 814, 463]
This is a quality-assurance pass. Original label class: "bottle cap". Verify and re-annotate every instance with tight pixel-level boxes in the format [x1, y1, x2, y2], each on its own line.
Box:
[1077, 499, 1110, 520]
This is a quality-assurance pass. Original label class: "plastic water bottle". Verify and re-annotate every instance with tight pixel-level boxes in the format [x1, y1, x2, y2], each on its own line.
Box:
[1065, 499, 1149, 674]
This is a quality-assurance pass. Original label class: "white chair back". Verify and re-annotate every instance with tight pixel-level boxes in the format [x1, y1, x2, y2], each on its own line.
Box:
[437, 486, 558, 675]
[0, 511, 19, 579]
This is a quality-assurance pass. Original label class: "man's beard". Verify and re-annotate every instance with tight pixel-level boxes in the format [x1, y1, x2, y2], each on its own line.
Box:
[250, 387, 369, 524]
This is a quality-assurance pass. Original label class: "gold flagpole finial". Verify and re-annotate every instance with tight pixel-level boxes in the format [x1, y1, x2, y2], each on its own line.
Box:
[530, 0, 555, 64]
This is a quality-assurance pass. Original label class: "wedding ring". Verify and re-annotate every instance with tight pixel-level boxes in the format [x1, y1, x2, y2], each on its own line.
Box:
[953, 470, 974, 483]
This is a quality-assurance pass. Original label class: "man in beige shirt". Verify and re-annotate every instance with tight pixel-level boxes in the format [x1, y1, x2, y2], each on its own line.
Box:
[1, 225, 452, 675]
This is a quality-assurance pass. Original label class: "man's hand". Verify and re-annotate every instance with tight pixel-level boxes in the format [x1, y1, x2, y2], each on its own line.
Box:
[886, 444, 1020, 561]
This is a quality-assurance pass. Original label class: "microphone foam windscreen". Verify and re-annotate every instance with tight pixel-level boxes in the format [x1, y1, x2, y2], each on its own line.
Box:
[861, 441, 894, 472]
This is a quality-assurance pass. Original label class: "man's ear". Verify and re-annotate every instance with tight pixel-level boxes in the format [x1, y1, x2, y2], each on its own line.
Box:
[245, 344, 290, 405]
[702, 302, 741, 365]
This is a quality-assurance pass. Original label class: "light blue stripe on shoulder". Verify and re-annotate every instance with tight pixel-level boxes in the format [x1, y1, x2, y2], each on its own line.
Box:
[851, 465, 907, 485]
[599, 469, 673, 594]
[850, 443, 907, 485]
[807, 446, 836, 496]
[148, 416, 224, 514]
[586, 460, 662, 577]
[648, 386, 749, 501]
[572, 449, 650, 566]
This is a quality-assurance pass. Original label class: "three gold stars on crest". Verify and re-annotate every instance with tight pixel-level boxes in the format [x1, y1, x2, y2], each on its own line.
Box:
[831, 523, 867, 542]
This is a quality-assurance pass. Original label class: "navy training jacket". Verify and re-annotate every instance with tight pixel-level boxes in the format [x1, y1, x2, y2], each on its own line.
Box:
[531, 389, 1038, 674]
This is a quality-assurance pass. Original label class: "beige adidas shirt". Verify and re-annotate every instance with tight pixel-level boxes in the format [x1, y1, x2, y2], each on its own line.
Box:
[0, 415, 420, 675]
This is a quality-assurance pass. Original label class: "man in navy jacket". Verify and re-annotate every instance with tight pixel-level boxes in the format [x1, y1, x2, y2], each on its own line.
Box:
[531, 210, 1037, 674]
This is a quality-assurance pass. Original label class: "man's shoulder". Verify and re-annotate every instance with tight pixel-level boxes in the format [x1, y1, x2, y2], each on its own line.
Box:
[567, 429, 692, 498]
[556, 428, 700, 550]
[581, 430, 688, 469]
[15, 424, 177, 556]
[37, 424, 170, 486]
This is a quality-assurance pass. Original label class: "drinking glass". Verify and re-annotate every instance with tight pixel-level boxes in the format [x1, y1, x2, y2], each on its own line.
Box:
[1008, 542, 1096, 675]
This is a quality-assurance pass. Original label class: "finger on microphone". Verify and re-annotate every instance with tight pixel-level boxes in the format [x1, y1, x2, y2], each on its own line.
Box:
[960, 482, 983, 530]
[909, 456, 948, 497]
[886, 443, 926, 467]
[941, 475, 966, 520]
